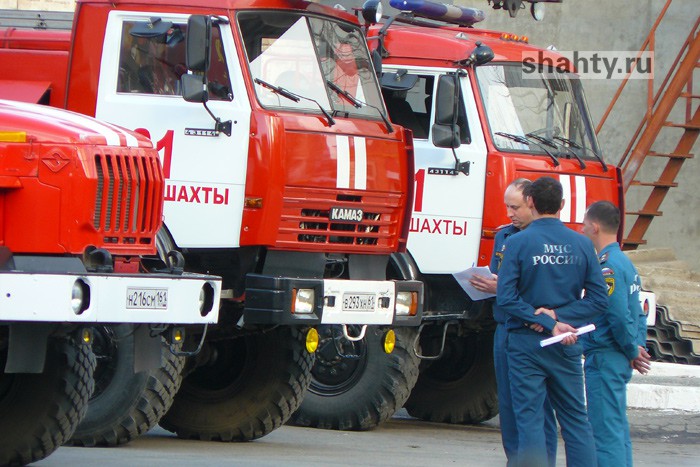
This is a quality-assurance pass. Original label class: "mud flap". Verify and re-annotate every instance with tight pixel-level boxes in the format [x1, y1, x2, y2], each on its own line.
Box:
[6, 323, 51, 373]
[133, 325, 162, 373]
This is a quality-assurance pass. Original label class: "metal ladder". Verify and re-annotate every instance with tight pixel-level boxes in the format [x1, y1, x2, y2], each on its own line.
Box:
[596, 0, 700, 250]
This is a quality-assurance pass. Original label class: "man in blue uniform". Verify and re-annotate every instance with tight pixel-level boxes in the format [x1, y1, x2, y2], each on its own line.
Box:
[471, 178, 557, 466]
[581, 200, 651, 467]
[496, 176, 608, 467]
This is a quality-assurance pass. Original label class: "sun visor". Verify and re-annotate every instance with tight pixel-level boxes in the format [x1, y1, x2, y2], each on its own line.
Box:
[380, 71, 419, 92]
[130, 17, 173, 38]
[0, 80, 51, 104]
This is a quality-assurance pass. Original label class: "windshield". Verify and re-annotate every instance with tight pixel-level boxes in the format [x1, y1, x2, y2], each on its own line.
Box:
[238, 11, 385, 119]
[476, 64, 601, 160]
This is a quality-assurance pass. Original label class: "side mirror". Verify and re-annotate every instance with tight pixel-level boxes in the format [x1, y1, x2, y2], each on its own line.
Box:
[432, 74, 461, 149]
[434, 74, 458, 125]
[186, 15, 212, 72]
[181, 74, 208, 103]
[432, 124, 461, 148]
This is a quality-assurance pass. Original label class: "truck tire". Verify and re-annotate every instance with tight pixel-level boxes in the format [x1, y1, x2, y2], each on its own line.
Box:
[70, 324, 184, 447]
[159, 326, 313, 441]
[404, 330, 498, 424]
[291, 326, 420, 430]
[0, 338, 95, 466]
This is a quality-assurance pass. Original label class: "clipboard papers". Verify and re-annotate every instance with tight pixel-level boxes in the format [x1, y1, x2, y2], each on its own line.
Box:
[452, 266, 496, 301]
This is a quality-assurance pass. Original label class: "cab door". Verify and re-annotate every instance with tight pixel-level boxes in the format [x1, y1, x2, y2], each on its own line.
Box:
[383, 67, 488, 273]
[95, 11, 251, 248]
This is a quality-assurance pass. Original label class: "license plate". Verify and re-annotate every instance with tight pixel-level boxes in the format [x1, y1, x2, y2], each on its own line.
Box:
[126, 288, 168, 310]
[342, 293, 376, 312]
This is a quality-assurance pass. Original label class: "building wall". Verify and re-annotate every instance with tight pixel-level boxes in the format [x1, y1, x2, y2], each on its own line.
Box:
[0, 0, 74, 10]
[471, 0, 700, 269]
[3, 0, 699, 267]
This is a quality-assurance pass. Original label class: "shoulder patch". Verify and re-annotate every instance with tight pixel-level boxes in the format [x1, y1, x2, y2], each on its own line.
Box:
[601, 267, 614, 276]
[599, 252, 609, 263]
[605, 277, 615, 296]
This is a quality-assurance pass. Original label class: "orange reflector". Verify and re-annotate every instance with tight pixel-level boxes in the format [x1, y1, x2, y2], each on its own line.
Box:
[482, 229, 499, 239]
[409, 291, 418, 316]
[0, 131, 27, 143]
[244, 197, 263, 209]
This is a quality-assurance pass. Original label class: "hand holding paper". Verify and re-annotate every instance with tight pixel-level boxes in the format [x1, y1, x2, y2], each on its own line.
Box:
[540, 324, 596, 347]
[452, 266, 496, 301]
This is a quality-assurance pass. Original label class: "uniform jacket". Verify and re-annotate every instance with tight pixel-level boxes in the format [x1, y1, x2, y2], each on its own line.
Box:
[490, 224, 520, 324]
[582, 242, 647, 359]
[496, 217, 608, 332]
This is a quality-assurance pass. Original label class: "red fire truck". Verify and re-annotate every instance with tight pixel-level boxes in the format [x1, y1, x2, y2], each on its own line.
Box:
[296, 0, 627, 427]
[0, 0, 423, 440]
[0, 99, 220, 464]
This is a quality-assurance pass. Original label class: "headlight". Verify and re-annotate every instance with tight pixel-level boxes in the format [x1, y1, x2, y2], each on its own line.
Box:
[71, 279, 90, 315]
[292, 288, 315, 314]
[395, 291, 418, 316]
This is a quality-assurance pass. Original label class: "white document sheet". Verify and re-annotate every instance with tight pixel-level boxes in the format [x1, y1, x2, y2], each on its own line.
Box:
[452, 266, 496, 301]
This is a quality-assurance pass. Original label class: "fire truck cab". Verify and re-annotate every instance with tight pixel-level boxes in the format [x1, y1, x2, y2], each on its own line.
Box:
[359, 0, 623, 424]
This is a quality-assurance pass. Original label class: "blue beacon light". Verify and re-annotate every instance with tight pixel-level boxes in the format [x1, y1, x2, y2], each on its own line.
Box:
[388, 0, 485, 25]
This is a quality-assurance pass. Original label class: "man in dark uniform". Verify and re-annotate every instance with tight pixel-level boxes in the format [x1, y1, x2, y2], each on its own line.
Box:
[496, 176, 608, 467]
[581, 200, 651, 466]
[471, 178, 557, 466]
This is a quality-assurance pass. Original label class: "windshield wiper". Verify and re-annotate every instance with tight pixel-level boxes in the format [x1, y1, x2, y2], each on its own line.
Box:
[495, 131, 560, 167]
[554, 136, 607, 172]
[527, 133, 586, 170]
[326, 80, 393, 134]
[254, 78, 299, 103]
[254, 78, 335, 127]
[327, 81, 362, 108]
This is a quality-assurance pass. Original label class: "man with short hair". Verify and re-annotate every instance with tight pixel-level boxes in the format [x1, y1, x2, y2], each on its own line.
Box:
[581, 200, 651, 467]
[496, 176, 608, 467]
[471, 178, 557, 466]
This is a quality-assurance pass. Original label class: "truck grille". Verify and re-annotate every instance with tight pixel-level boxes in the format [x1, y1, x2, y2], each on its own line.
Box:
[93, 151, 163, 246]
[278, 187, 403, 253]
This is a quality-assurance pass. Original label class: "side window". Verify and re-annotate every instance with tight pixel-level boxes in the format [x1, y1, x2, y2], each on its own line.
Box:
[382, 75, 434, 139]
[117, 21, 232, 100]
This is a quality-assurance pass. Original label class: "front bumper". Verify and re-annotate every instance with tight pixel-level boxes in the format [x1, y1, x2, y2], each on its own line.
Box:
[0, 271, 221, 324]
[244, 274, 423, 326]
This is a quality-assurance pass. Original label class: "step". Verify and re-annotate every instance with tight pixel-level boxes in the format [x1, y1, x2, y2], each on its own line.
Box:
[626, 209, 663, 217]
[663, 121, 700, 130]
[624, 247, 678, 263]
[651, 290, 700, 310]
[627, 362, 700, 412]
[622, 238, 647, 248]
[641, 274, 700, 291]
[635, 264, 695, 282]
[629, 180, 678, 188]
[647, 151, 694, 159]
